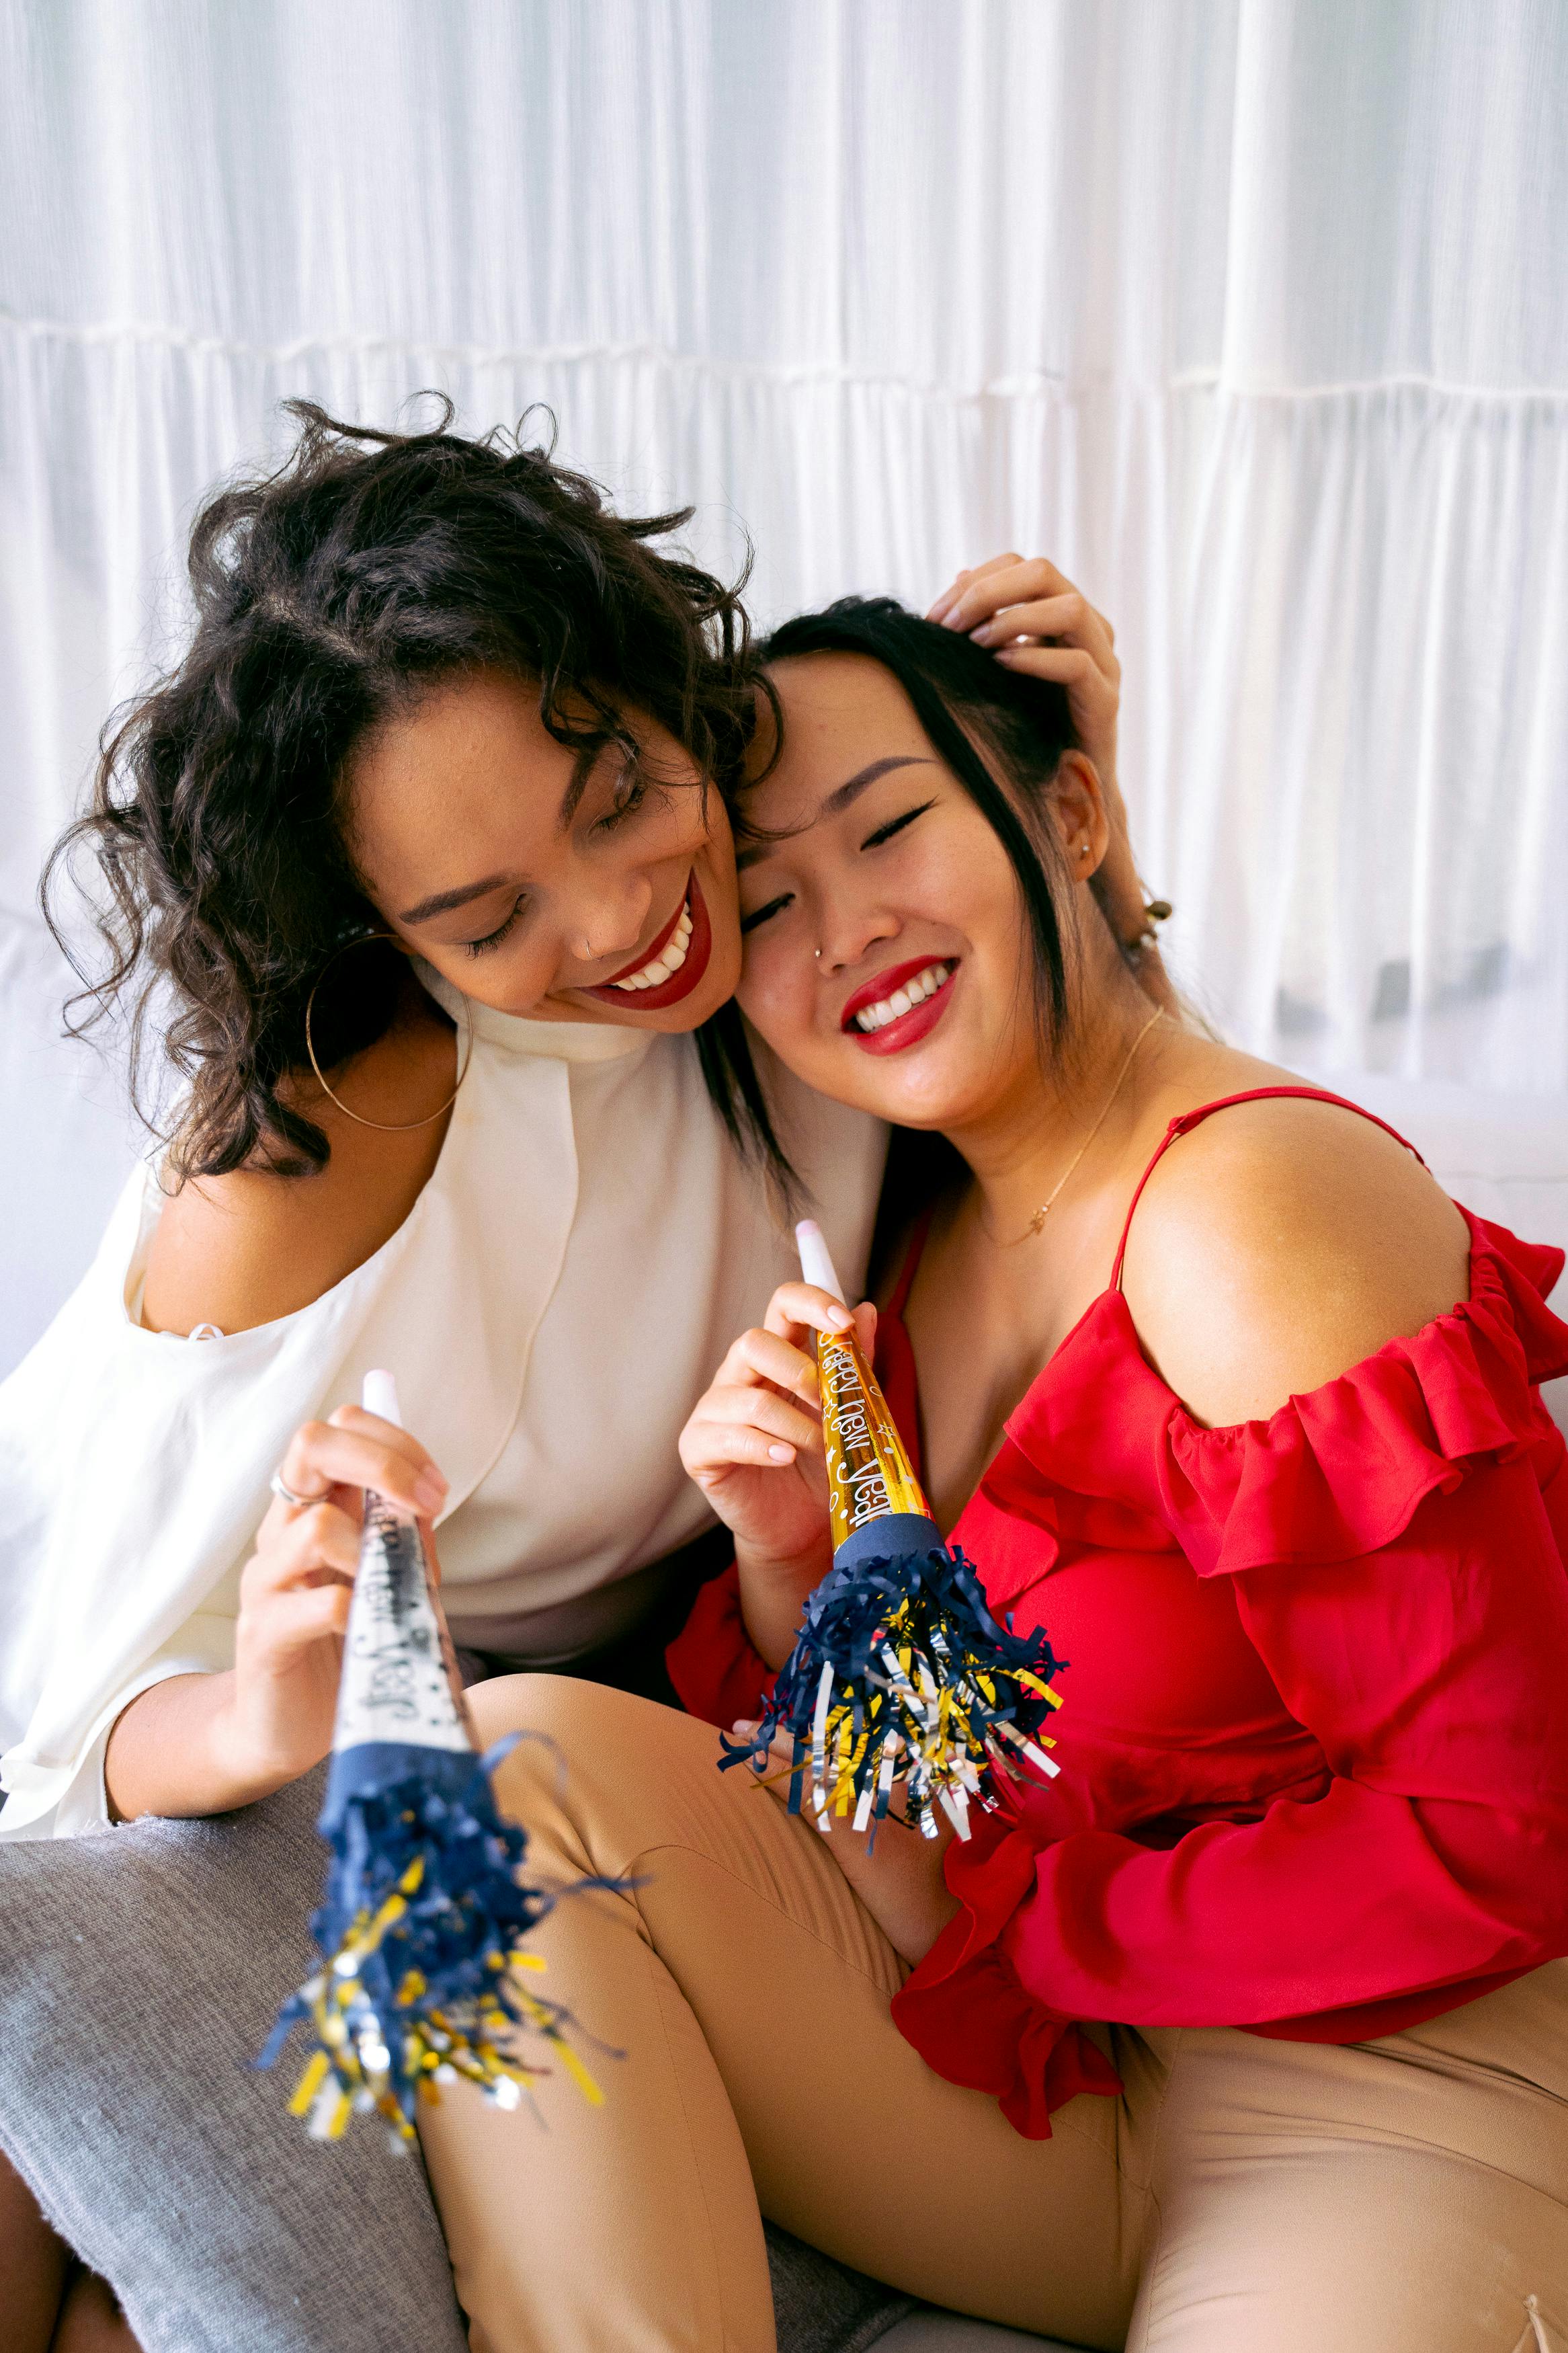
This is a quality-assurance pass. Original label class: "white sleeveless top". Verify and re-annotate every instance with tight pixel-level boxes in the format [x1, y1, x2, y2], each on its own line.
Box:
[0, 988, 884, 1840]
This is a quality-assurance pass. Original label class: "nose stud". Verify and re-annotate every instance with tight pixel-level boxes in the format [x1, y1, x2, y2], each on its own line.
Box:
[814, 948, 823, 959]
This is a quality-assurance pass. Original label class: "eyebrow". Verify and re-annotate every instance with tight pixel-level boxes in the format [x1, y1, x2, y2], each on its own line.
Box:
[735, 754, 933, 871]
[558, 737, 614, 830]
[397, 872, 515, 924]
[398, 742, 612, 924]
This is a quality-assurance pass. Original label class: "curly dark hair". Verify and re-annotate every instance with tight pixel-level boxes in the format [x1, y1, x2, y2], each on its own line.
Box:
[46, 398, 778, 1179]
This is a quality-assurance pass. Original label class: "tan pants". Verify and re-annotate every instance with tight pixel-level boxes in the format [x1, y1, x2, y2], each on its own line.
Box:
[419, 1677, 1568, 2353]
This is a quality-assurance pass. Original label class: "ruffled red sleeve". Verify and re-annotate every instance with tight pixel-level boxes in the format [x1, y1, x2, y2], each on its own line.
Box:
[890, 1811, 1123, 2137]
[895, 1217, 1568, 2106]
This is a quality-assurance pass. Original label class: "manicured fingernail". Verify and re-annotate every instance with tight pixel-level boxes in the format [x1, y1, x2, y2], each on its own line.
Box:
[415, 1470, 448, 1511]
[825, 1303, 853, 1330]
[732, 1720, 756, 1737]
[969, 623, 997, 644]
[768, 1443, 795, 1463]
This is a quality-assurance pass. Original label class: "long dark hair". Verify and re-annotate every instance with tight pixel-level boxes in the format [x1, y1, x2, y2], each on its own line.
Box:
[766, 598, 1081, 1027]
[701, 596, 1085, 1195]
[45, 399, 778, 1180]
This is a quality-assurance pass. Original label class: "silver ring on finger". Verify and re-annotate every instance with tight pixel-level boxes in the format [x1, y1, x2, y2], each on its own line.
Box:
[270, 1468, 327, 1511]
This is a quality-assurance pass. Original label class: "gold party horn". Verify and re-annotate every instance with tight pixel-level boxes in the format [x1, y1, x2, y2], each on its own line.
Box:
[716, 1224, 1067, 1842]
[798, 1220, 938, 1564]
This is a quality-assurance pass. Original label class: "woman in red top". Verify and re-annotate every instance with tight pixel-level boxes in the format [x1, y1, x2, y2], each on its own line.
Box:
[421, 597, 1568, 2352]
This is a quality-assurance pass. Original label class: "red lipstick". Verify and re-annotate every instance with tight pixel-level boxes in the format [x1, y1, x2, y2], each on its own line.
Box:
[840, 955, 960, 1057]
[581, 869, 713, 1012]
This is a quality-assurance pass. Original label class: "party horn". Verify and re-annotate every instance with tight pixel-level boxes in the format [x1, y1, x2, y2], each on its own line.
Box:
[260, 1373, 605, 2144]
[722, 1224, 1065, 1841]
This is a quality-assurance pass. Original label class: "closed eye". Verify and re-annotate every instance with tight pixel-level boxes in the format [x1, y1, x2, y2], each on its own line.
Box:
[594, 768, 649, 832]
[464, 896, 526, 957]
[741, 891, 794, 934]
[861, 799, 936, 851]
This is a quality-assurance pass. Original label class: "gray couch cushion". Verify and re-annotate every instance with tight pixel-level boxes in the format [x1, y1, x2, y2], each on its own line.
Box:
[0, 1769, 916, 2351]
[0, 1770, 466, 2353]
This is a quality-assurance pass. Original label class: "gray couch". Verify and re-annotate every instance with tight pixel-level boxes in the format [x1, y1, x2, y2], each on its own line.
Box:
[0, 1770, 1082, 2352]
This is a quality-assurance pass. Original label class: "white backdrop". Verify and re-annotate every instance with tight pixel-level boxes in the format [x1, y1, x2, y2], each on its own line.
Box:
[3, 0, 1567, 1376]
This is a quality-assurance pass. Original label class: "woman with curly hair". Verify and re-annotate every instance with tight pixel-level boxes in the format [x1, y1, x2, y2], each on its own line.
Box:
[0, 399, 1163, 2344]
[2, 397, 892, 1850]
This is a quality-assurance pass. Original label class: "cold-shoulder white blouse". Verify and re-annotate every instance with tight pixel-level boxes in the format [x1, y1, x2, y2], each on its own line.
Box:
[0, 984, 884, 1839]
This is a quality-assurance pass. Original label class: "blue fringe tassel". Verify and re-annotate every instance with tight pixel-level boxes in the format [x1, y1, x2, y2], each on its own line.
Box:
[260, 1737, 608, 2142]
[721, 1543, 1065, 1840]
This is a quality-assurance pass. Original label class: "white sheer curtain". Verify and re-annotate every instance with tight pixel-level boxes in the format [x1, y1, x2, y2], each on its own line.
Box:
[3, 0, 1566, 1373]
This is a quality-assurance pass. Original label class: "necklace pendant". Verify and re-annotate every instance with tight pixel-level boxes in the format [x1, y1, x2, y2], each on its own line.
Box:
[1026, 1206, 1048, 1237]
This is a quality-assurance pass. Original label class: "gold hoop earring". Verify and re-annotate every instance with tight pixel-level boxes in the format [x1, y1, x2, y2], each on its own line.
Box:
[302, 933, 474, 1132]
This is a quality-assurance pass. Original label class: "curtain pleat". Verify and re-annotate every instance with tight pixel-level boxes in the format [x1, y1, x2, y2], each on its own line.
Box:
[2, 0, 1565, 1369]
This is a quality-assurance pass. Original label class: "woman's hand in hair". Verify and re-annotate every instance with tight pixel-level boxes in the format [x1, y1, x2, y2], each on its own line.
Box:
[928, 555, 1176, 1010]
[104, 1408, 448, 1821]
[679, 1284, 876, 1669]
[929, 553, 1121, 787]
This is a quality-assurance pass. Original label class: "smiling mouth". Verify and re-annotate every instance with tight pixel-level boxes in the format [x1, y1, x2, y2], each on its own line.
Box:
[605, 897, 693, 991]
[839, 955, 960, 1055]
[581, 871, 713, 1011]
[846, 959, 956, 1034]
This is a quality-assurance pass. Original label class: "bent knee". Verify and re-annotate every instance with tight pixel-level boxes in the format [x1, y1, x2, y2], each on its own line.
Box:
[466, 1669, 571, 1753]
[466, 1670, 661, 1759]
[466, 1672, 726, 1872]
[467, 1673, 697, 1821]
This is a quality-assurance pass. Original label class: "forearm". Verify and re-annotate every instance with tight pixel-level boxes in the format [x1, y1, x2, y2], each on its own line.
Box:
[1001, 1492, 1568, 2030]
[818, 1806, 958, 1964]
[100, 1407, 439, 1825]
[734, 1541, 830, 1671]
[1007, 1775, 1565, 2031]
[104, 1671, 316, 1823]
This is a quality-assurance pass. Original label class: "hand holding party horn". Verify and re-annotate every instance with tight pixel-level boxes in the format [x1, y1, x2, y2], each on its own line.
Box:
[721, 1226, 1066, 1842]
[261, 1373, 606, 2144]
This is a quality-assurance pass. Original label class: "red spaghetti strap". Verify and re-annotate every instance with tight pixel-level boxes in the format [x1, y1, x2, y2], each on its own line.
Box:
[1110, 1088, 1428, 1291]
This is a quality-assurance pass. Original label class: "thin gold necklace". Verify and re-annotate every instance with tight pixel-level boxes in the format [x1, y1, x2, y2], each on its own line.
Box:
[995, 1006, 1165, 1246]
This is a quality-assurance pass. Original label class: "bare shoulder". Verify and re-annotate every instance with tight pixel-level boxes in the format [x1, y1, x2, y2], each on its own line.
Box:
[142, 1003, 458, 1337]
[1119, 1092, 1471, 1428]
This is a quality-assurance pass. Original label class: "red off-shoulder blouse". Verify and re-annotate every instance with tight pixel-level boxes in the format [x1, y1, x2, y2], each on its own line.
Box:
[668, 1090, 1568, 2139]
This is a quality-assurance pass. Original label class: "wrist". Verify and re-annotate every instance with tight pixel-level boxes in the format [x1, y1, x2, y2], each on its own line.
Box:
[735, 1534, 830, 1591]
[104, 1669, 309, 1824]
[734, 1536, 833, 1674]
[211, 1681, 325, 1806]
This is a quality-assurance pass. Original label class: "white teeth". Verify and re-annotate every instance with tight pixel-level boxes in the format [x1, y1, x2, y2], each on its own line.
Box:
[852, 961, 954, 1033]
[611, 902, 694, 991]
